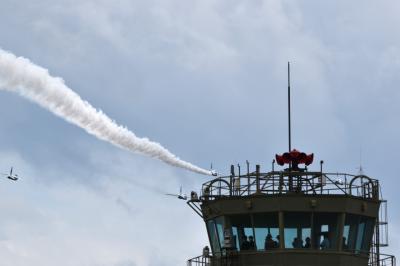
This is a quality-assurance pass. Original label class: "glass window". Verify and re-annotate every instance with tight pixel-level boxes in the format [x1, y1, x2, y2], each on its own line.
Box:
[343, 214, 358, 251]
[284, 212, 311, 249]
[215, 217, 225, 249]
[232, 226, 240, 250]
[342, 224, 350, 251]
[253, 213, 279, 251]
[361, 217, 375, 253]
[230, 215, 255, 251]
[355, 220, 365, 252]
[313, 213, 339, 250]
[207, 219, 221, 255]
[343, 214, 376, 254]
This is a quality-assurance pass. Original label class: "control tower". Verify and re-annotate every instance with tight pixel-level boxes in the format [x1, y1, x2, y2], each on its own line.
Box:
[186, 150, 396, 266]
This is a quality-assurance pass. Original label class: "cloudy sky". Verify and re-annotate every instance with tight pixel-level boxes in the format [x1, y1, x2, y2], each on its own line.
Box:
[0, 0, 399, 265]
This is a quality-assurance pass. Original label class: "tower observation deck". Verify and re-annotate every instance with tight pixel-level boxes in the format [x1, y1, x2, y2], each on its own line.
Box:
[186, 150, 396, 266]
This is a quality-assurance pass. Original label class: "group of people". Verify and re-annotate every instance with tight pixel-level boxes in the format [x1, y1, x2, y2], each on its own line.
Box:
[291, 234, 330, 249]
[240, 235, 256, 250]
[291, 237, 311, 248]
[240, 233, 345, 251]
[240, 234, 281, 250]
[264, 234, 280, 249]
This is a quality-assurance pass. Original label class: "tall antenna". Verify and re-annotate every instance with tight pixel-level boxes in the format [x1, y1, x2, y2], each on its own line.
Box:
[358, 147, 364, 175]
[288, 62, 292, 152]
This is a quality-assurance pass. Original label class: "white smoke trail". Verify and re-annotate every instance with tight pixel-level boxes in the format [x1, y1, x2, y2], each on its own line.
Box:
[0, 49, 212, 175]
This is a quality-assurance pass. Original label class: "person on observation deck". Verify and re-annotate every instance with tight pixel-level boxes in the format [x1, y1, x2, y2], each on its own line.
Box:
[248, 236, 256, 250]
[320, 234, 330, 250]
[265, 234, 276, 249]
[241, 235, 250, 250]
[304, 237, 311, 248]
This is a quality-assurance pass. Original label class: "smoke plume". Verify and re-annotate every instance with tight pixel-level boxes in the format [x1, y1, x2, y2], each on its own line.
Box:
[0, 49, 212, 175]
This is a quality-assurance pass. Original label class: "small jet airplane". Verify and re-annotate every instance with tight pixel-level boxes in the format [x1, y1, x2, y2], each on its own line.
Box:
[165, 186, 187, 200]
[210, 163, 218, 176]
[2, 167, 18, 181]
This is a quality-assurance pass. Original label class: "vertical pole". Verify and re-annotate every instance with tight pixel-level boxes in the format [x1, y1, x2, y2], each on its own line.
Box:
[272, 159, 276, 192]
[375, 217, 380, 266]
[279, 211, 285, 249]
[287, 62, 293, 196]
[320, 161, 324, 194]
[246, 160, 250, 195]
[256, 165, 260, 194]
[272, 159, 275, 172]
[237, 164, 241, 196]
[288, 62, 292, 153]
[230, 165, 234, 196]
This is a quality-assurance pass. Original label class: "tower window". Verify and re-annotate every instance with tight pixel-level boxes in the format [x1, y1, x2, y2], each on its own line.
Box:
[207, 219, 221, 256]
[253, 213, 279, 251]
[312, 213, 340, 250]
[343, 214, 375, 254]
[229, 214, 254, 251]
[284, 212, 311, 249]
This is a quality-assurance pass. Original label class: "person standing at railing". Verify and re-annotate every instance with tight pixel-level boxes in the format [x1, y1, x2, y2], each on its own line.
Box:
[249, 236, 256, 250]
[241, 235, 250, 250]
[304, 237, 311, 248]
[265, 234, 276, 249]
[320, 234, 330, 250]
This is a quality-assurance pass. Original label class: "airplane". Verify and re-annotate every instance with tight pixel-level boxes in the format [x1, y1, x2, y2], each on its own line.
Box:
[2, 167, 18, 181]
[210, 163, 218, 176]
[165, 186, 187, 200]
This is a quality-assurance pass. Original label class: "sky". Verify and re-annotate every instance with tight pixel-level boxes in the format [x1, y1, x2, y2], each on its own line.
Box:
[0, 0, 399, 265]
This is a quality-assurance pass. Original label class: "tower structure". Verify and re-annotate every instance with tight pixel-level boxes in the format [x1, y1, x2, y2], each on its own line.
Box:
[187, 65, 395, 266]
[186, 152, 396, 266]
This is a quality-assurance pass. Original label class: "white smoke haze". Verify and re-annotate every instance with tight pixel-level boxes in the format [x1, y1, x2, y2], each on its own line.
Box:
[0, 48, 212, 176]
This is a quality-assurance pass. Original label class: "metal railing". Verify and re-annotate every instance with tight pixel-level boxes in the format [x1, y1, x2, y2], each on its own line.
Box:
[369, 253, 396, 266]
[187, 255, 210, 266]
[201, 170, 380, 201]
[187, 252, 395, 266]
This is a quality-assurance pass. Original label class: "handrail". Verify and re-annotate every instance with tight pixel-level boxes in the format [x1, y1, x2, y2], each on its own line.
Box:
[187, 255, 210, 266]
[369, 253, 396, 266]
[201, 171, 380, 201]
[187, 251, 396, 266]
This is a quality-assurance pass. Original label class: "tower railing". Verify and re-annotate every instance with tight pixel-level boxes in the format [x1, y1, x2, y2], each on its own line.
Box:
[201, 170, 380, 201]
[187, 252, 396, 266]
[369, 253, 396, 266]
[187, 255, 210, 266]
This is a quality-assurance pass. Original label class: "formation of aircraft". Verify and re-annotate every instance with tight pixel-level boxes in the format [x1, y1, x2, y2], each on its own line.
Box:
[165, 186, 187, 200]
[2, 167, 18, 181]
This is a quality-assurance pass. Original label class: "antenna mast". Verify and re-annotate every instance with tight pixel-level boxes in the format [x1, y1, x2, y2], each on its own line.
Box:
[288, 62, 292, 152]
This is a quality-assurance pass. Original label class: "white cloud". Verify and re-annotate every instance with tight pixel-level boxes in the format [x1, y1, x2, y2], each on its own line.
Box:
[0, 150, 208, 266]
[0, 0, 399, 264]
